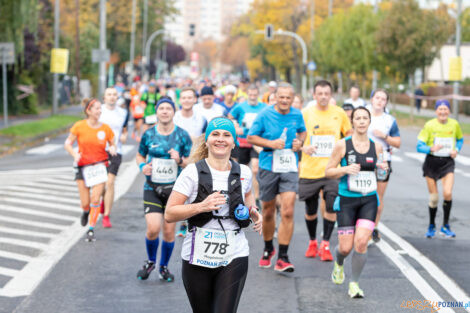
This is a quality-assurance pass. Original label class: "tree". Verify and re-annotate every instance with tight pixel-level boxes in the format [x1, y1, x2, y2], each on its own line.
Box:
[462, 7, 470, 42]
[164, 41, 186, 71]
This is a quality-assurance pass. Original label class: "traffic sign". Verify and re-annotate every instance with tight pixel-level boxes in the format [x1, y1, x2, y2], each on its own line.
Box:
[0, 42, 15, 64]
[307, 61, 316, 71]
[92, 49, 110, 63]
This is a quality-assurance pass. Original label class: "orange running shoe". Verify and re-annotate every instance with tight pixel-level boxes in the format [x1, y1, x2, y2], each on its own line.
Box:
[305, 240, 318, 258]
[320, 241, 333, 262]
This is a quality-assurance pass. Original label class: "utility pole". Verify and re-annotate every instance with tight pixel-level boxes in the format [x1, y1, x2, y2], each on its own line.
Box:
[453, 0, 462, 120]
[372, 0, 379, 92]
[52, 0, 60, 115]
[129, 0, 137, 83]
[141, 0, 148, 79]
[309, 0, 315, 95]
[98, 0, 107, 99]
[328, 0, 333, 17]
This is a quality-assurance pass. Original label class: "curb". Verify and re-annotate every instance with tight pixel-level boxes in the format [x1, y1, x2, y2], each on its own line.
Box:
[0, 124, 74, 158]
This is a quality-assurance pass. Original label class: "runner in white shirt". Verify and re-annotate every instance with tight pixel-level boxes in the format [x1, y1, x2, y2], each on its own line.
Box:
[165, 117, 262, 313]
[99, 87, 128, 228]
[173, 87, 207, 139]
[193, 86, 226, 122]
[345, 86, 366, 108]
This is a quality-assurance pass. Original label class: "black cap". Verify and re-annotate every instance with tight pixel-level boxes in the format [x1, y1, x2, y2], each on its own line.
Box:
[200, 86, 214, 96]
[342, 103, 354, 111]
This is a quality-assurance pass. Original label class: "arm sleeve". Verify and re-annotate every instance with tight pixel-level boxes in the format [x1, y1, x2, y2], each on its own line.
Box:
[417, 140, 431, 154]
[456, 138, 464, 152]
[389, 120, 400, 137]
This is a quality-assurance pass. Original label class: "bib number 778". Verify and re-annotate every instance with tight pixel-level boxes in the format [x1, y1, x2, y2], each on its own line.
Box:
[204, 241, 229, 255]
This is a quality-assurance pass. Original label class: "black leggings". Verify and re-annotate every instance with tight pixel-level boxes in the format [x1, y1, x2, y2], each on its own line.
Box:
[182, 257, 248, 313]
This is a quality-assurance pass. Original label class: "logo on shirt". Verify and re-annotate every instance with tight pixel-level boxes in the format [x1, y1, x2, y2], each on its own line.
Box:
[97, 131, 106, 140]
[348, 154, 356, 164]
[151, 144, 160, 149]
[366, 157, 374, 163]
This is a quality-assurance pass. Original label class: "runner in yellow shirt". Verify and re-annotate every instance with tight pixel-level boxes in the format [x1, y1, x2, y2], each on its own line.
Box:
[299, 80, 352, 261]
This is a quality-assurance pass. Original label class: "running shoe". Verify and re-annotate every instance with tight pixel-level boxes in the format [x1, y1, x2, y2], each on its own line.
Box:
[331, 262, 344, 285]
[159, 266, 175, 282]
[274, 257, 295, 273]
[80, 210, 89, 227]
[258, 249, 276, 268]
[440, 224, 456, 238]
[320, 241, 333, 262]
[176, 223, 187, 237]
[85, 229, 95, 242]
[348, 282, 364, 298]
[102, 216, 112, 228]
[305, 240, 318, 258]
[372, 229, 381, 243]
[137, 261, 155, 280]
[425, 224, 436, 238]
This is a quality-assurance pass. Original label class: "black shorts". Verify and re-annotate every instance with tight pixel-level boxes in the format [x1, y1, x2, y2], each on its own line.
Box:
[422, 154, 455, 181]
[107, 153, 122, 176]
[377, 161, 392, 183]
[133, 117, 143, 123]
[299, 178, 339, 213]
[143, 183, 174, 214]
[238, 147, 259, 165]
[336, 194, 378, 234]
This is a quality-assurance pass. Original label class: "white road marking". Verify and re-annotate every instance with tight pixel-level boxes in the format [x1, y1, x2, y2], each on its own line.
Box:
[379, 223, 470, 312]
[38, 177, 78, 187]
[0, 166, 72, 175]
[1, 185, 78, 198]
[29, 181, 77, 193]
[0, 160, 139, 297]
[455, 154, 470, 166]
[404, 152, 426, 162]
[121, 144, 135, 155]
[0, 227, 54, 239]
[0, 190, 80, 206]
[391, 155, 403, 162]
[25, 144, 63, 155]
[0, 251, 32, 262]
[0, 216, 66, 231]
[0, 197, 80, 213]
[0, 205, 76, 222]
[0, 238, 48, 250]
[376, 238, 455, 313]
[0, 267, 20, 277]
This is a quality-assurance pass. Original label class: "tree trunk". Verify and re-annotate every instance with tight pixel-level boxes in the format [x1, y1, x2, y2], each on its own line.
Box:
[74, 0, 81, 103]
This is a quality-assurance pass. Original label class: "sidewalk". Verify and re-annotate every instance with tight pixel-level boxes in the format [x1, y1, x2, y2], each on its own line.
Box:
[0, 104, 82, 129]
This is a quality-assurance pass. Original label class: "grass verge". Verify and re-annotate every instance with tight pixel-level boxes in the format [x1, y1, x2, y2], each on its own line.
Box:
[390, 110, 470, 135]
[0, 115, 81, 138]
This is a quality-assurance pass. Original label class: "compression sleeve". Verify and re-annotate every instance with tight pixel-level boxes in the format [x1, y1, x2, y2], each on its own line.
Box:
[417, 140, 431, 154]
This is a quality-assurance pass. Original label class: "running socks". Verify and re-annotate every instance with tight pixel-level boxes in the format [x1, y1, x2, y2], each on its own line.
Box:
[323, 219, 335, 241]
[351, 250, 367, 282]
[265, 240, 274, 252]
[160, 241, 175, 267]
[335, 246, 347, 266]
[305, 218, 318, 240]
[278, 244, 289, 260]
[429, 206, 438, 225]
[443, 200, 452, 225]
[89, 203, 100, 228]
[145, 237, 159, 263]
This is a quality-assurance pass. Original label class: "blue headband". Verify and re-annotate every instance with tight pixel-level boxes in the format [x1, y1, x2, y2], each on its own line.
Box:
[156, 98, 176, 111]
[435, 99, 450, 110]
[205, 117, 238, 146]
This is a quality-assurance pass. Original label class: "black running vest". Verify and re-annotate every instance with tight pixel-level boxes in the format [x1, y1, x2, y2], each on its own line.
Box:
[343, 137, 377, 171]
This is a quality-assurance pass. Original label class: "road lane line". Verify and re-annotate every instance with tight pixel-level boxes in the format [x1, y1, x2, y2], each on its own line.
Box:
[376, 238, 455, 313]
[38, 178, 77, 187]
[0, 160, 139, 297]
[0, 227, 54, 239]
[27, 182, 77, 193]
[0, 190, 80, 206]
[25, 144, 63, 155]
[0, 166, 72, 175]
[1, 185, 78, 198]
[379, 223, 470, 312]
[404, 152, 426, 162]
[455, 154, 470, 166]
[0, 238, 48, 250]
[0, 206, 76, 222]
[0, 251, 32, 262]
[0, 216, 66, 231]
[0, 267, 19, 277]
[1, 197, 80, 213]
[391, 155, 403, 162]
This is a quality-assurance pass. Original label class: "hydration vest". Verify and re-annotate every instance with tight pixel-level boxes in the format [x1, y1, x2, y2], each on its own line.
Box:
[188, 159, 251, 230]
[344, 137, 377, 171]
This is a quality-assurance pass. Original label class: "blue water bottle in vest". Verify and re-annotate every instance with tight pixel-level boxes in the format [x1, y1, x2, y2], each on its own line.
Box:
[234, 204, 250, 221]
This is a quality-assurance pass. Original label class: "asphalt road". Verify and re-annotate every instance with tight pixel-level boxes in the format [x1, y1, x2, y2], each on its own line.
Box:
[0, 127, 469, 313]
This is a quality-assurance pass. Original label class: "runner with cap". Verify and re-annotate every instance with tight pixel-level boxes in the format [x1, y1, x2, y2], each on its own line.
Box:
[194, 86, 226, 122]
[165, 117, 262, 313]
[417, 99, 463, 238]
[135, 98, 192, 282]
[262, 81, 277, 104]
[248, 82, 306, 272]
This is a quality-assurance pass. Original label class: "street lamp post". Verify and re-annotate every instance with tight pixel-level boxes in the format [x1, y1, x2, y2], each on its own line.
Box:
[453, 0, 462, 120]
[98, 0, 107, 99]
[129, 0, 137, 83]
[52, 0, 60, 115]
[145, 29, 165, 80]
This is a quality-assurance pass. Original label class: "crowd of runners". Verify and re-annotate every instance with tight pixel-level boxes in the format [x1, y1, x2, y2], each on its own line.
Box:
[64, 76, 463, 312]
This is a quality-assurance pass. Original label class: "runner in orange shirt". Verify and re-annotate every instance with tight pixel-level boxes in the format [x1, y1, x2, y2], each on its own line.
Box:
[64, 98, 116, 242]
[130, 88, 145, 141]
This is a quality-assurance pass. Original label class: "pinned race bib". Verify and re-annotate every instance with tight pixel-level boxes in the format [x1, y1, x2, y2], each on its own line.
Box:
[151, 158, 177, 183]
[145, 114, 157, 124]
[82, 163, 108, 187]
[348, 171, 377, 195]
[272, 149, 298, 173]
[433, 137, 453, 157]
[189, 227, 236, 268]
[242, 113, 258, 129]
[134, 105, 144, 114]
[310, 135, 335, 157]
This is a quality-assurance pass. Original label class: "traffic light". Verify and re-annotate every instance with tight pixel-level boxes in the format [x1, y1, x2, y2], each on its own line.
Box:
[189, 24, 195, 37]
[265, 24, 273, 41]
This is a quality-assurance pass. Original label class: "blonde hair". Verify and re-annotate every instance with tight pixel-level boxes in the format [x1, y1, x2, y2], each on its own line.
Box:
[190, 140, 209, 163]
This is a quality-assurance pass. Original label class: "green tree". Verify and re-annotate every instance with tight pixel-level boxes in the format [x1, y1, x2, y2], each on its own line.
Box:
[462, 7, 470, 42]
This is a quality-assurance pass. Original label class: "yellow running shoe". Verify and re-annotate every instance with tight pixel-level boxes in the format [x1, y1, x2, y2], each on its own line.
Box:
[348, 282, 364, 298]
[331, 262, 344, 284]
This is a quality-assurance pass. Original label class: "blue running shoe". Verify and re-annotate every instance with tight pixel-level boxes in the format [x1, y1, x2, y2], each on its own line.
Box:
[425, 224, 436, 238]
[440, 224, 456, 238]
